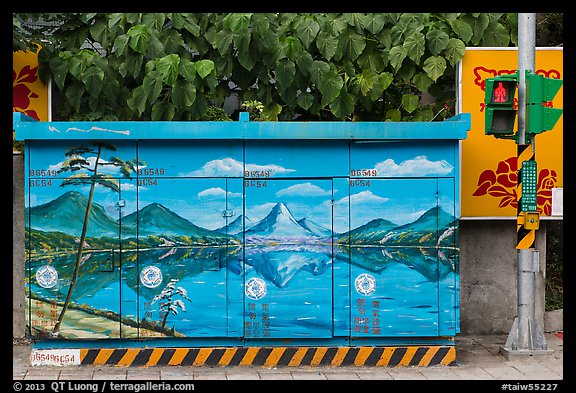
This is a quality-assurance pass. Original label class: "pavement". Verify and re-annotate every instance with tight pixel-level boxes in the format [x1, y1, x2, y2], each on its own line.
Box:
[12, 333, 564, 383]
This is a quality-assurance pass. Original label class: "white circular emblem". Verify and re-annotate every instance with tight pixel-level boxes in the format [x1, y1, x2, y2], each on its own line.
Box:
[36, 265, 58, 289]
[245, 277, 267, 300]
[140, 266, 163, 288]
[355, 273, 376, 296]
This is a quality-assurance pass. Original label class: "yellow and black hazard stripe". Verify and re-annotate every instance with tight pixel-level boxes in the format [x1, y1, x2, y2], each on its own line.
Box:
[79, 346, 456, 367]
[516, 143, 535, 249]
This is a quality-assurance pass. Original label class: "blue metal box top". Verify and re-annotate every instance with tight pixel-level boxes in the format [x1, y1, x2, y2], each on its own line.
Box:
[13, 111, 470, 141]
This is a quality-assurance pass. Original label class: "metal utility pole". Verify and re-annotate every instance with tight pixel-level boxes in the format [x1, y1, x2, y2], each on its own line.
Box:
[499, 13, 553, 359]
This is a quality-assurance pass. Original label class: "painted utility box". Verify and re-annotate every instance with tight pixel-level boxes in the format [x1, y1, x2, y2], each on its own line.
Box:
[15, 112, 470, 349]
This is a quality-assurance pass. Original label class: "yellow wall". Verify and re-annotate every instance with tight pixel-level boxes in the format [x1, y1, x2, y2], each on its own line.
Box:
[459, 48, 563, 218]
[13, 50, 49, 122]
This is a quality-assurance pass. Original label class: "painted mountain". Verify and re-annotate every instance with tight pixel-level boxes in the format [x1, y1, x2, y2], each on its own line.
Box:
[26, 191, 123, 238]
[245, 202, 331, 243]
[297, 218, 333, 237]
[342, 218, 397, 245]
[122, 203, 218, 238]
[25, 191, 227, 245]
[215, 215, 255, 235]
[241, 203, 333, 286]
[338, 206, 456, 247]
[378, 206, 456, 247]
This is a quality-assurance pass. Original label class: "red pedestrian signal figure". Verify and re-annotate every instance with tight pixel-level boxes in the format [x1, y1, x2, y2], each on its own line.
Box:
[492, 81, 509, 103]
[484, 73, 518, 136]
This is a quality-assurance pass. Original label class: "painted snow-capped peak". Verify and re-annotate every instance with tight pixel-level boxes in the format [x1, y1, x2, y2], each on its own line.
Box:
[246, 202, 315, 238]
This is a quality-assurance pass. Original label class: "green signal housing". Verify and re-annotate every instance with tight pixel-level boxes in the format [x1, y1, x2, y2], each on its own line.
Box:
[525, 70, 563, 135]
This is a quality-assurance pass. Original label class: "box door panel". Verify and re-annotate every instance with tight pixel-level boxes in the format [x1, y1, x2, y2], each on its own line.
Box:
[349, 179, 442, 337]
[244, 178, 334, 339]
[135, 178, 233, 338]
[26, 140, 137, 339]
[27, 178, 126, 339]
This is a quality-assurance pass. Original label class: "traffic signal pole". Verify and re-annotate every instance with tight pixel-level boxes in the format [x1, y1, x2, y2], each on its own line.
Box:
[517, 13, 535, 147]
[499, 13, 553, 359]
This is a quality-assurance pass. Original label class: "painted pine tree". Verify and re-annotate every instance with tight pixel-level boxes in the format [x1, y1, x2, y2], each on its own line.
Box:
[52, 142, 143, 335]
[152, 278, 191, 331]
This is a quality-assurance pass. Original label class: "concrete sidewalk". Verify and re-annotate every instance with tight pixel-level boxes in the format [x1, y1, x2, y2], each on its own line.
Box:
[13, 333, 563, 381]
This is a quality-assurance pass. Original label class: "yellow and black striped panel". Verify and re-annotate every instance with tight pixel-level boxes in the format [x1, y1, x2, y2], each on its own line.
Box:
[79, 346, 457, 367]
[516, 143, 535, 250]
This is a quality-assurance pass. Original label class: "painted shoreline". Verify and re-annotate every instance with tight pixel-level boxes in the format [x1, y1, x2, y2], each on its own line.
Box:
[25, 295, 184, 339]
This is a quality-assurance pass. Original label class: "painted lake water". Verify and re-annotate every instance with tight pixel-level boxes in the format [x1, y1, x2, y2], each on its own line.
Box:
[28, 244, 458, 339]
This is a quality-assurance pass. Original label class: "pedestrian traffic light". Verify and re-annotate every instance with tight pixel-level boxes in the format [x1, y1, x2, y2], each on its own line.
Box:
[484, 72, 518, 138]
[525, 70, 563, 136]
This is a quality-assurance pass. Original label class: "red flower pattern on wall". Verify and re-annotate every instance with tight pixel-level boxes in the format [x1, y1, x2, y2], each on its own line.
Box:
[473, 157, 557, 215]
[13, 65, 41, 120]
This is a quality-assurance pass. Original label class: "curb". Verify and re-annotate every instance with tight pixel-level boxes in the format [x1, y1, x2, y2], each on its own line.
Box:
[31, 345, 457, 368]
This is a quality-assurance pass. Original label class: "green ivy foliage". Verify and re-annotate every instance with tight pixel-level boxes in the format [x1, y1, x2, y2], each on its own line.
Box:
[14, 13, 518, 121]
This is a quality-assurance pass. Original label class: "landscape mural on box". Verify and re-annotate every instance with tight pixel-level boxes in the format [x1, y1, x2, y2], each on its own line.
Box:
[26, 141, 459, 340]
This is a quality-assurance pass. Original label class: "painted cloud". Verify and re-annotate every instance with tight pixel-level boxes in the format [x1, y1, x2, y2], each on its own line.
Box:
[198, 187, 242, 198]
[375, 155, 453, 176]
[335, 190, 390, 206]
[184, 157, 296, 177]
[276, 182, 333, 197]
